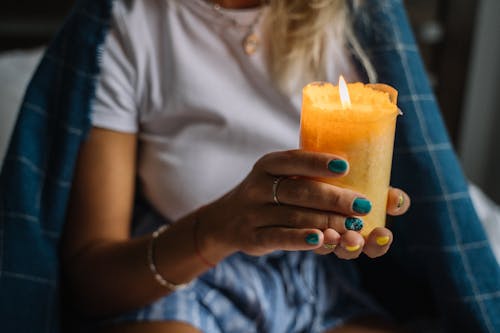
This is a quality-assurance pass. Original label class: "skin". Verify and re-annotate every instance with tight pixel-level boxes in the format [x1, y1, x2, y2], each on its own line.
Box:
[61, 0, 411, 332]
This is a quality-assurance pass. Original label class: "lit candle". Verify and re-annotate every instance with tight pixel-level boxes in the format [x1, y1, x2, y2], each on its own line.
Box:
[300, 77, 400, 237]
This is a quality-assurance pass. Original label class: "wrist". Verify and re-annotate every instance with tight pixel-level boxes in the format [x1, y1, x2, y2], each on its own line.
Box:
[193, 204, 236, 266]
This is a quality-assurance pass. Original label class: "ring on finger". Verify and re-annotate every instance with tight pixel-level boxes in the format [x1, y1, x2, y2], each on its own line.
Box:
[272, 176, 286, 205]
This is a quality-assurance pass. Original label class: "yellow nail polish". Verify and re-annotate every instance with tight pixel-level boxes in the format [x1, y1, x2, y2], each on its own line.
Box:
[396, 193, 405, 209]
[345, 244, 361, 252]
[376, 236, 390, 246]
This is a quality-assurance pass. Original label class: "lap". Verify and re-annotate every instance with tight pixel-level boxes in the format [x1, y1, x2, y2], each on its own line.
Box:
[95, 252, 387, 333]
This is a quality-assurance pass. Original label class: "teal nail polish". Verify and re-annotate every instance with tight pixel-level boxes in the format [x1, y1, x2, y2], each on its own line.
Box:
[345, 217, 364, 231]
[305, 233, 319, 245]
[328, 159, 348, 173]
[353, 198, 372, 214]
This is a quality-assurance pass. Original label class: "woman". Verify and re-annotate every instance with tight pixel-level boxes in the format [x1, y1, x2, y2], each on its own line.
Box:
[62, 0, 412, 332]
[62, 0, 409, 332]
[2, 0, 497, 331]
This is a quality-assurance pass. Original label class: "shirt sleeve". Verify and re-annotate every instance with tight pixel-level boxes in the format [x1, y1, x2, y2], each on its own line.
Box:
[91, 1, 139, 133]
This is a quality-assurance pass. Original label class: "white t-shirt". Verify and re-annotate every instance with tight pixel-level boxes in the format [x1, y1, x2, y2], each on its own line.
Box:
[92, 0, 359, 222]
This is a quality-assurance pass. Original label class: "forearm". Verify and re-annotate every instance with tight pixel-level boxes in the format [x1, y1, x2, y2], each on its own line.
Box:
[63, 209, 233, 318]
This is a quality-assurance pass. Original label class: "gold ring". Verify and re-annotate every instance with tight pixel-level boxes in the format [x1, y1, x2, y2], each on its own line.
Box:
[272, 176, 285, 205]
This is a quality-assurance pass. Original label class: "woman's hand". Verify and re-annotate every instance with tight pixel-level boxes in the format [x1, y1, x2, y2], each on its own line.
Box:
[314, 187, 410, 259]
[197, 149, 410, 261]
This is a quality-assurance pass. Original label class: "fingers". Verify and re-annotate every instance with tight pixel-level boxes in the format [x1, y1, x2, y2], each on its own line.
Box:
[314, 228, 341, 255]
[242, 209, 392, 259]
[239, 150, 406, 259]
[255, 150, 349, 178]
[314, 227, 393, 259]
[259, 206, 366, 256]
[247, 228, 323, 255]
[333, 231, 365, 259]
[363, 227, 393, 258]
[270, 205, 360, 234]
[387, 187, 411, 216]
[253, 150, 410, 220]
[250, 150, 371, 217]
[274, 177, 370, 217]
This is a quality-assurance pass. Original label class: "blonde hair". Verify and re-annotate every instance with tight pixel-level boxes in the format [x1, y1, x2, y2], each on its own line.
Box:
[263, 0, 376, 93]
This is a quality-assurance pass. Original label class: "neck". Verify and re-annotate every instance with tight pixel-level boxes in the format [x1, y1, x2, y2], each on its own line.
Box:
[213, 0, 261, 9]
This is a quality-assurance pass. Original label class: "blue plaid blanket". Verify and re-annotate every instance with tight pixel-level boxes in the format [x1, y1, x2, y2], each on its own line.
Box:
[1, 0, 498, 332]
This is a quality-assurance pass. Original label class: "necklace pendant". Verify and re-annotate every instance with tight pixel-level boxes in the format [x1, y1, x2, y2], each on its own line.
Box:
[243, 33, 259, 55]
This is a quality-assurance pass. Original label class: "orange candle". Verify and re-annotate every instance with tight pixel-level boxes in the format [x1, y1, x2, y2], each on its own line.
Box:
[300, 78, 400, 237]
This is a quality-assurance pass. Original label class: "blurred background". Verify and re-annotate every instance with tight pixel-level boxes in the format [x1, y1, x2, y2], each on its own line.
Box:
[0, 0, 499, 204]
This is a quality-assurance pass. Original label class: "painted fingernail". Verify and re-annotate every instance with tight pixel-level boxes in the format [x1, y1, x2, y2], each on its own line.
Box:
[353, 198, 372, 214]
[323, 243, 337, 249]
[345, 244, 361, 252]
[396, 192, 405, 209]
[305, 233, 319, 245]
[376, 236, 390, 246]
[345, 217, 363, 231]
[328, 159, 348, 174]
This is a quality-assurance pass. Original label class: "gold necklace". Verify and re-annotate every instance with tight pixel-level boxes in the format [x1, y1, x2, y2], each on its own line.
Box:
[212, 3, 264, 55]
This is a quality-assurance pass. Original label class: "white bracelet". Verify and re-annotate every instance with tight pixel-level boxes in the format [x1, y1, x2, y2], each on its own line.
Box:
[147, 224, 190, 291]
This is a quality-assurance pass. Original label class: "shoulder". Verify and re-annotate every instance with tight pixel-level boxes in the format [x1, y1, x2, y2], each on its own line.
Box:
[106, 0, 179, 60]
[109, 0, 186, 37]
[111, 0, 169, 31]
[111, 0, 186, 19]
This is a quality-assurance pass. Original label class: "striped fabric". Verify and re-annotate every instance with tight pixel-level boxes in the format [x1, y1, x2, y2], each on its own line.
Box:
[101, 251, 385, 333]
[0, 0, 498, 332]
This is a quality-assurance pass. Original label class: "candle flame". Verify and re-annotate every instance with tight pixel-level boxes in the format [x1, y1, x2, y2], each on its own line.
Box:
[339, 75, 352, 109]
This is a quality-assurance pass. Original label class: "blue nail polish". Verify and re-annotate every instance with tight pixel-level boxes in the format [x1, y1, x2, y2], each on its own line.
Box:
[353, 198, 372, 214]
[328, 159, 348, 173]
[345, 217, 364, 231]
[305, 233, 319, 245]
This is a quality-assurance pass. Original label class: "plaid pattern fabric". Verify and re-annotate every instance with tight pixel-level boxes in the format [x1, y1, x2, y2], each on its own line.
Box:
[352, 2, 500, 332]
[0, 0, 498, 332]
[0, 1, 113, 331]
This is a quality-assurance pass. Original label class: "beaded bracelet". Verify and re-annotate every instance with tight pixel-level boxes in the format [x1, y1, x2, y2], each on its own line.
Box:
[147, 224, 190, 291]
